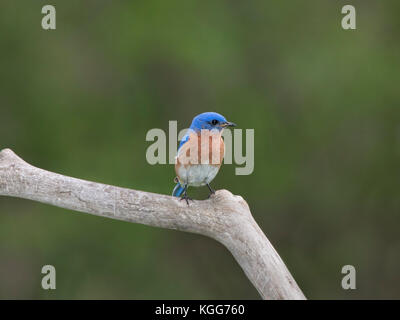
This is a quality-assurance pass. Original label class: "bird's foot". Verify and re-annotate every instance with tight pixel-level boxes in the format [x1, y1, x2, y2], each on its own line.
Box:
[180, 195, 193, 205]
[206, 184, 216, 199]
[207, 192, 216, 199]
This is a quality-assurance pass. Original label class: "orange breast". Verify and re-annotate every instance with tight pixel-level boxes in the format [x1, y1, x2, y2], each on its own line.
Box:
[175, 131, 225, 171]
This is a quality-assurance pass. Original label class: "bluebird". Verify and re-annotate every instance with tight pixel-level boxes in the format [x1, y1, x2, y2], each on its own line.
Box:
[172, 112, 236, 204]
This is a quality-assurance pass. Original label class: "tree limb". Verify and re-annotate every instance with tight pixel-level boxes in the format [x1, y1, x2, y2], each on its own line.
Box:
[0, 148, 306, 300]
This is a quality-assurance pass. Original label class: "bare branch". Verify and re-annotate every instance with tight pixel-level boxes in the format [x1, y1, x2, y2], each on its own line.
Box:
[0, 148, 306, 300]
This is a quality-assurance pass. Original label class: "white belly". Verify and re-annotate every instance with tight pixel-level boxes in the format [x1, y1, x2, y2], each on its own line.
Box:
[177, 164, 220, 187]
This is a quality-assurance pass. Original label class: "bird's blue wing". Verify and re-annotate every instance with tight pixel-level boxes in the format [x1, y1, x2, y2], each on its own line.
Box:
[178, 134, 190, 151]
[173, 135, 189, 197]
[172, 182, 185, 197]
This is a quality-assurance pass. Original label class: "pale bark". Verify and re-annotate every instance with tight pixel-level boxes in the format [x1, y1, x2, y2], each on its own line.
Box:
[0, 148, 306, 300]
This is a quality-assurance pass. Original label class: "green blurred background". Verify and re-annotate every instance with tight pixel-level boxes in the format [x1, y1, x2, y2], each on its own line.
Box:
[1, 0, 399, 299]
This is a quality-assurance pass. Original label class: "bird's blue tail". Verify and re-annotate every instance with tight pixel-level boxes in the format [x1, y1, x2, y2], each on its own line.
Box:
[172, 182, 185, 197]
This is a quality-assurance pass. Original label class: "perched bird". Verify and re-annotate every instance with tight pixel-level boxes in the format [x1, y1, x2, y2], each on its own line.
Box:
[172, 112, 236, 204]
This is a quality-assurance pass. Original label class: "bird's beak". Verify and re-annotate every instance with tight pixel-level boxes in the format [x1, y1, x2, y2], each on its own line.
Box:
[222, 121, 236, 128]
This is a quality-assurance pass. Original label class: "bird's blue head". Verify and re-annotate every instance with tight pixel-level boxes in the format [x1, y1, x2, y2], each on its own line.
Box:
[189, 112, 236, 132]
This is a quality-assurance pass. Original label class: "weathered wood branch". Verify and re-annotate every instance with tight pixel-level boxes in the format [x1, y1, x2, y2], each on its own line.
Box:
[0, 148, 305, 300]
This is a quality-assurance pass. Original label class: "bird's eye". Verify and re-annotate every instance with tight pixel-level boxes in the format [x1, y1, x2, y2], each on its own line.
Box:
[211, 119, 219, 125]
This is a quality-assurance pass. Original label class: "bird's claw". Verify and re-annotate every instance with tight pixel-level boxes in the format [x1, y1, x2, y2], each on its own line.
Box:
[180, 195, 193, 205]
[206, 183, 216, 199]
